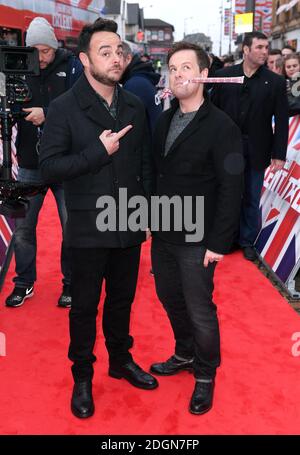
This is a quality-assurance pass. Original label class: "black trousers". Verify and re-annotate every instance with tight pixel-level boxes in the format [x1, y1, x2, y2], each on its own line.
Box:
[68, 245, 141, 382]
[151, 236, 220, 380]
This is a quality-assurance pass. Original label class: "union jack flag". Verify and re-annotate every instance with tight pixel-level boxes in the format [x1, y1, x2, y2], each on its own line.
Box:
[255, 0, 272, 35]
[256, 116, 300, 284]
[235, 0, 247, 14]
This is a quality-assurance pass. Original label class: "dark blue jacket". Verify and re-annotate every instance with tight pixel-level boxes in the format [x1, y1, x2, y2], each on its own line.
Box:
[121, 55, 162, 134]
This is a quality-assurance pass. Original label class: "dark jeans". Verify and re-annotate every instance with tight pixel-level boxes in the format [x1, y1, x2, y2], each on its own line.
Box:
[68, 245, 141, 382]
[151, 236, 220, 380]
[13, 167, 70, 288]
[239, 140, 265, 247]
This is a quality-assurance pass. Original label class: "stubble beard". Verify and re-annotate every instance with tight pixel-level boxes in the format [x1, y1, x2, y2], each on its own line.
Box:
[90, 66, 121, 87]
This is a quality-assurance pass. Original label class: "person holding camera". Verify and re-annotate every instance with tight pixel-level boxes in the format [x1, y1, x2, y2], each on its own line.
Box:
[5, 17, 82, 308]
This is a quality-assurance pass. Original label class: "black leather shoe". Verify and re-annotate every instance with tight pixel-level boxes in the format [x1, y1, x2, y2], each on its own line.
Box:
[189, 380, 215, 415]
[109, 360, 159, 390]
[150, 355, 194, 376]
[71, 381, 94, 419]
[242, 246, 257, 261]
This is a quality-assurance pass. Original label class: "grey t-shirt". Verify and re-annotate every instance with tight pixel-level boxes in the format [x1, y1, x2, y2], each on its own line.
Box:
[164, 108, 197, 156]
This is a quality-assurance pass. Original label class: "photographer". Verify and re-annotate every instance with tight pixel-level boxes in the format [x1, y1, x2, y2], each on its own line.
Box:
[5, 17, 82, 308]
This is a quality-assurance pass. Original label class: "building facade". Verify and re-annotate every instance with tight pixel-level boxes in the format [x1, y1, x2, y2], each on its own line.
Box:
[272, 0, 300, 50]
[144, 18, 174, 63]
[183, 33, 212, 52]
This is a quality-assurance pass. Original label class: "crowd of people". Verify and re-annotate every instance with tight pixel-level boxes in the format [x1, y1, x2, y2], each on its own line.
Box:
[0, 17, 290, 420]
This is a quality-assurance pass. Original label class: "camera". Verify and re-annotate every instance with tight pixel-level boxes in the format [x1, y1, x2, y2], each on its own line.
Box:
[0, 45, 40, 75]
[0, 46, 46, 218]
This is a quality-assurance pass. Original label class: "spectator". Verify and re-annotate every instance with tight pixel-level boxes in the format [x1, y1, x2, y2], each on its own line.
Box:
[284, 53, 300, 117]
[5, 17, 82, 309]
[274, 56, 284, 76]
[282, 44, 296, 58]
[267, 49, 282, 72]
[211, 31, 289, 261]
[121, 42, 162, 133]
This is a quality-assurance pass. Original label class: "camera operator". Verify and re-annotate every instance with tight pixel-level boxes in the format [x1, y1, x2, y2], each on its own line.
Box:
[5, 17, 82, 308]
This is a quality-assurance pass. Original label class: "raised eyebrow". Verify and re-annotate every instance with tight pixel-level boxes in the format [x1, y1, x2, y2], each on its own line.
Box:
[99, 45, 112, 51]
[169, 61, 192, 68]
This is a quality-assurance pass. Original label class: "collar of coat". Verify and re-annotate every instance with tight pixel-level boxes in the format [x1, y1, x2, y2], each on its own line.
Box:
[71, 73, 137, 131]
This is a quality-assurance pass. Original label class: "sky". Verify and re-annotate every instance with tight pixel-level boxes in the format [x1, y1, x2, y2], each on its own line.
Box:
[127, 0, 235, 55]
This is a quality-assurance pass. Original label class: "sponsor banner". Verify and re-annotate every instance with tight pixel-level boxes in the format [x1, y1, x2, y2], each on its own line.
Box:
[256, 115, 300, 292]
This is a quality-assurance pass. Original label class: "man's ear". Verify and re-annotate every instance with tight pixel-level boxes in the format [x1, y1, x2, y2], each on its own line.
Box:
[201, 67, 209, 78]
[79, 52, 89, 68]
[243, 45, 249, 56]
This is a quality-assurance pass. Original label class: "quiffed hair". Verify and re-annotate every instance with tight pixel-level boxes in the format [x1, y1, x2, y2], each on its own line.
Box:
[78, 18, 118, 53]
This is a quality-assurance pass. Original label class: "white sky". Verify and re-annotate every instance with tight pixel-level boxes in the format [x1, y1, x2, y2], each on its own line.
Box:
[127, 0, 235, 56]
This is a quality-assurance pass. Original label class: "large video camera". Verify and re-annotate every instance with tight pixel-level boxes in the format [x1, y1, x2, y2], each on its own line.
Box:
[0, 46, 46, 218]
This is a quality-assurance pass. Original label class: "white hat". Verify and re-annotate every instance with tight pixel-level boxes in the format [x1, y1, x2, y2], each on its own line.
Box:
[26, 17, 58, 49]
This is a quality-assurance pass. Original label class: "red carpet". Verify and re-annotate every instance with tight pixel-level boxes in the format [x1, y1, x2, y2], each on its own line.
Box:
[1, 192, 300, 435]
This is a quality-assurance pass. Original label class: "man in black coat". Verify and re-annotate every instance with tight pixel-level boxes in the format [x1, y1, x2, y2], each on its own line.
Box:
[149, 42, 243, 415]
[211, 31, 289, 261]
[5, 17, 82, 309]
[39, 18, 158, 419]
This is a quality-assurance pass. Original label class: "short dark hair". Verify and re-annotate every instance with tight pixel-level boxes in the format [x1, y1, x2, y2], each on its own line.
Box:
[78, 18, 118, 53]
[167, 41, 210, 71]
[122, 41, 132, 58]
[268, 49, 282, 56]
[242, 31, 268, 51]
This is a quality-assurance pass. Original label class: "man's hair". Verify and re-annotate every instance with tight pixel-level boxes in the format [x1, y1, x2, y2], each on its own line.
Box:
[275, 56, 284, 71]
[268, 49, 282, 56]
[167, 41, 210, 71]
[78, 18, 118, 53]
[122, 41, 133, 58]
[242, 31, 268, 51]
[283, 44, 296, 52]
